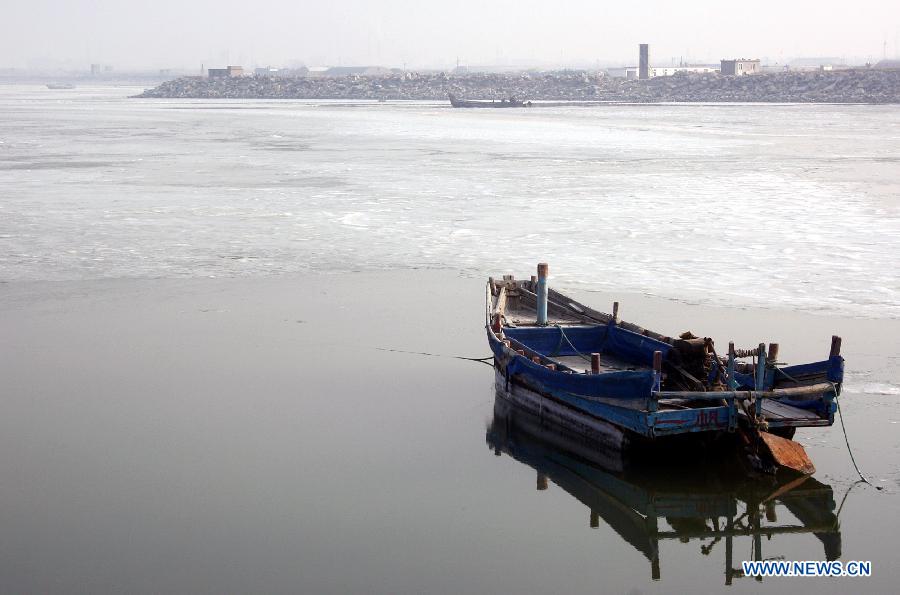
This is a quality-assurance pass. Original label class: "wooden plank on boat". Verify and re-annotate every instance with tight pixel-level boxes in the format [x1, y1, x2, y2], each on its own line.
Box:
[518, 287, 596, 323]
[759, 432, 816, 475]
[761, 400, 820, 421]
[553, 354, 637, 374]
[547, 288, 610, 323]
[654, 381, 835, 400]
[494, 286, 508, 317]
[545, 288, 671, 343]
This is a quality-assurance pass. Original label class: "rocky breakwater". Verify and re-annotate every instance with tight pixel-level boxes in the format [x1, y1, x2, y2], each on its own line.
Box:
[137, 69, 900, 103]
[136, 71, 608, 101]
[625, 69, 900, 103]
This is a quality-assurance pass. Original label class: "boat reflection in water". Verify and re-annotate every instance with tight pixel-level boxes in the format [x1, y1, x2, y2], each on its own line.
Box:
[486, 392, 842, 585]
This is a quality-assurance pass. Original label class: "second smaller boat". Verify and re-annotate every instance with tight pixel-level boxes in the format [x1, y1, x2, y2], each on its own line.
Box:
[448, 93, 532, 108]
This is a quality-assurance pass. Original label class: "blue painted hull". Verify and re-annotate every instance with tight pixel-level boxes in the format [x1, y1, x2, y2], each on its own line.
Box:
[490, 328, 740, 438]
[486, 282, 842, 440]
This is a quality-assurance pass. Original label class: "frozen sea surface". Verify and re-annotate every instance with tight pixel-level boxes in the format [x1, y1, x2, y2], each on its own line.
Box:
[1, 86, 898, 317]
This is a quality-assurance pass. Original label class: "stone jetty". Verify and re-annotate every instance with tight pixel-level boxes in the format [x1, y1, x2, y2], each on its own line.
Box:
[137, 69, 900, 104]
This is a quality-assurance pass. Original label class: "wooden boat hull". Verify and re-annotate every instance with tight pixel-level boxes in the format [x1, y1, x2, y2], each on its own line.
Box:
[494, 369, 631, 450]
[490, 329, 737, 437]
[486, 275, 842, 441]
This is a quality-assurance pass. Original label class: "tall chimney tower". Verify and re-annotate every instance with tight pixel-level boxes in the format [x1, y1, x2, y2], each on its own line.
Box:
[639, 44, 649, 80]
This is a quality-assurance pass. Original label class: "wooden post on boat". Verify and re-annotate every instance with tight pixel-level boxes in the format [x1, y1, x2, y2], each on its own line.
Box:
[727, 341, 736, 390]
[590, 511, 599, 528]
[591, 353, 601, 374]
[536, 263, 549, 326]
[652, 351, 662, 387]
[755, 343, 766, 418]
[830, 335, 842, 357]
[768, 342, 779, 363]
[537, 472, 548, 491]
[650, 351, 662, 412]
[612, 301, 620, 324]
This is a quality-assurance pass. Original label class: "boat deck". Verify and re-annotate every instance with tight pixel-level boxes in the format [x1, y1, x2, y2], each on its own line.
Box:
[503, 306, 585, 328]
[551, 354, 641, 374]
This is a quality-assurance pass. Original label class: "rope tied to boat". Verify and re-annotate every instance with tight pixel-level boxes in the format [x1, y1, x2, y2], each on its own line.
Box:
[374, 347, 494, 366]
[831, 381, 881, 489]
[551, 325, 593, 363]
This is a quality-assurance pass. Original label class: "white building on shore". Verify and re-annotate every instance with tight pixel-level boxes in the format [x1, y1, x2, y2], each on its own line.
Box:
[617, 64, 719, 79]
[720, 59, 761, 76]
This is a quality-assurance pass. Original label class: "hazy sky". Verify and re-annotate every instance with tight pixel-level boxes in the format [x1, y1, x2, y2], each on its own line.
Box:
[3, 0, 899, 70]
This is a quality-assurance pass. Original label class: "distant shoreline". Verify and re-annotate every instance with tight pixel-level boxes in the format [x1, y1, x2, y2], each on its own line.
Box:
[136, 69, 900, 104]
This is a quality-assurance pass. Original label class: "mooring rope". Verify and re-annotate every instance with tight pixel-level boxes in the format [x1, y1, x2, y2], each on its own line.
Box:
[374, 347, 495, 366]
[553, 325, 594, 363]
[831, 381, 881, 489]
[773, 365, 801, 384]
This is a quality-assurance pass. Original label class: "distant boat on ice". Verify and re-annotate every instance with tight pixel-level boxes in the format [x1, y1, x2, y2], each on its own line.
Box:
[448, 93, 532, 108]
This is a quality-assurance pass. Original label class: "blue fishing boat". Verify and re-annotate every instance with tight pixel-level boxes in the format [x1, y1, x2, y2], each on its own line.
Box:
[486, 264, 844, 473]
